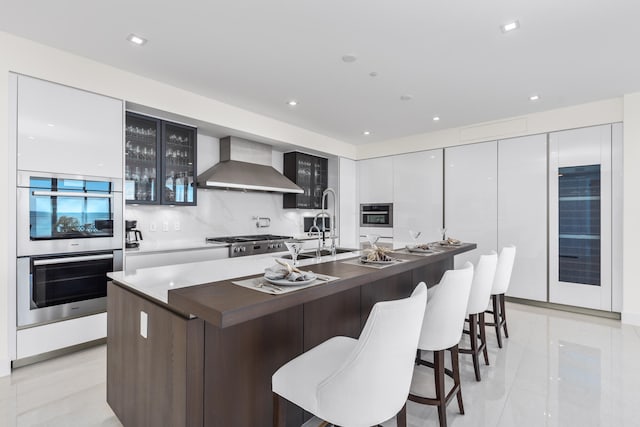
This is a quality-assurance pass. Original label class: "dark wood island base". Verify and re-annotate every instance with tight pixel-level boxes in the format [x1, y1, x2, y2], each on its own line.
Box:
[107, 245, 475, 427]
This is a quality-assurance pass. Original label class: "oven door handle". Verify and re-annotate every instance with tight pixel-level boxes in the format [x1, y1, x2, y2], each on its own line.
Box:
[33, 253, 114, 266]
[362, 211, 389, 214]
[31, 190, 114, 198]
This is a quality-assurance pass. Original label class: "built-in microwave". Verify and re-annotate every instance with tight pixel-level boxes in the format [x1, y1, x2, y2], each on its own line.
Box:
[360, 203, 393, 227]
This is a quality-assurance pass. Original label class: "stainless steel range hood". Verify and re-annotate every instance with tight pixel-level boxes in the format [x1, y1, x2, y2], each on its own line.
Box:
[197, 136, 303, 193]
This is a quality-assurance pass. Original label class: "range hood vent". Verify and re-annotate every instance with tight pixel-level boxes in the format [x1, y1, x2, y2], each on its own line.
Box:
[197, 136, 303, 194]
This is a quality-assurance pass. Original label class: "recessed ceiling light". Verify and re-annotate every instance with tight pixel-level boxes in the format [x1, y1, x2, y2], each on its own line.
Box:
[127, 33, 147, 45]
[501, 20, 520, 33]
[342, 54, 357, 63]
[529, 94, 540, 101]
[28, 136, 35, 140]
[287, 100, 298, 106]
[363, 131, 371, 136]
[433, 116, 441, 121]
[369, 72, 378, 77]
[47, 123, 55, 127]
[400, 95, 413, 101]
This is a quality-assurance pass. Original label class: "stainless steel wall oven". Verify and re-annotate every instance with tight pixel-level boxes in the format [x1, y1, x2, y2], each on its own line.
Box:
[17, 171, 123, 256]
[17, 250, 122, 328]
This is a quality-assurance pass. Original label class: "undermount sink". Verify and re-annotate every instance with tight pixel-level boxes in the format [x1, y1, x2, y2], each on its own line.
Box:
[280, 248, 356, 260]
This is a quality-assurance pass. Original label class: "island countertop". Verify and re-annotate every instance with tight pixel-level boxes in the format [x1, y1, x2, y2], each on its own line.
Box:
[109, 243, 476, 328]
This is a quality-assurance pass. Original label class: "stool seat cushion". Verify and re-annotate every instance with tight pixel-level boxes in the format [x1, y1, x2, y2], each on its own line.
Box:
[272, 336, 357, 415]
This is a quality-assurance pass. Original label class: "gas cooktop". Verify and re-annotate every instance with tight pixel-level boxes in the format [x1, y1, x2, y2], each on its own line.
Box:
[205, 234, 292, 257]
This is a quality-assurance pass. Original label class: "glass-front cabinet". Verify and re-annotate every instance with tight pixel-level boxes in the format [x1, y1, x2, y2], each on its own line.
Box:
[283, 151, 328, 209]
[125, 112, 197, 206]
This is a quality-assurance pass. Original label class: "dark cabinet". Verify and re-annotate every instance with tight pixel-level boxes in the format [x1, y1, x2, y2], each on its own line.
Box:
[283, 152, 328, 209]
[125, 112, 197, 206]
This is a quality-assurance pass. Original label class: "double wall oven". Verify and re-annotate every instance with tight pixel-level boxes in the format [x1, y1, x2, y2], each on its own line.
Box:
[16, 171, 123, 328]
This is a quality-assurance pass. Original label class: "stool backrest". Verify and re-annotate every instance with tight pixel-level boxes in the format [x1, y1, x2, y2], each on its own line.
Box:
[418, 262, 474, 351]
[316, 282, 428, 426]
[491, 245, 516, 295]
[467, 252, 498, 315]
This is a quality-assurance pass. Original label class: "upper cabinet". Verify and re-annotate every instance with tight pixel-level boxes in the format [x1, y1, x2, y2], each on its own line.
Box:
[283, 152, 328, 209]
[16, 75, 123, 178]
[445, 141, 498, 267]
[392, 149, 443, 243]
[125, 112, 197, 206]
[358, 157, 393, 204]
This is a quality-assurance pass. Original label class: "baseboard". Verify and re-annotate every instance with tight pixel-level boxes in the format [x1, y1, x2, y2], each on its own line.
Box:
[621, 311, 640, 326]
[0, 357, 11, 377]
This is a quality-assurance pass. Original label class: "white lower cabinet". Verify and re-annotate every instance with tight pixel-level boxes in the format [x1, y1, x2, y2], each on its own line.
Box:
[125, 247, 229, 271]
[498, 134, 548, 301]
[16, 313, 107, 360]
[392, 149, 443, 244]
[445, 141, 498, 267]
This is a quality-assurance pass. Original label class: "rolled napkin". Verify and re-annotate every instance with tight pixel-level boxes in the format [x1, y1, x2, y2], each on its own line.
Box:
[264, 265, 317, 282]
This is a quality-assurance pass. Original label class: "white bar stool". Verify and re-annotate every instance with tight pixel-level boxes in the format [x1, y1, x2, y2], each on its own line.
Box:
[272, 282, 428, 427]
[485, 245, 516, 348]
[459, 252, 498, 381]
[408, 262, 474, 427]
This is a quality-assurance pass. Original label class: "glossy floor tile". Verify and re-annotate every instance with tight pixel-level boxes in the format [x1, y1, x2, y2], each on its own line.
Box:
[2, 302, 640, 426]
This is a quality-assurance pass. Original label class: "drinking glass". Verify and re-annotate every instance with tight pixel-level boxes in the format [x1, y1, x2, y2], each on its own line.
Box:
[409, 230, 421, 245]
[365, 234, 380, 248]
[284, 241, 303, 266]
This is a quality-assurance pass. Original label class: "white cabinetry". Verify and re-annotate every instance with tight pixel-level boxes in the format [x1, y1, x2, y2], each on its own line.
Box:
[125, 247, 229, 271]
[16, 74, 123, 178]
[392, 149, 443, 243]
[445, 141, 498, 267]
[358, 157, 393, 204]
[338, 157, 358, 248]
[498, 135, 548, 301]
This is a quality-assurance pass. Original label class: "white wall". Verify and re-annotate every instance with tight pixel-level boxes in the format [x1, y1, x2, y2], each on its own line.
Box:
[623, 93, 640, 325]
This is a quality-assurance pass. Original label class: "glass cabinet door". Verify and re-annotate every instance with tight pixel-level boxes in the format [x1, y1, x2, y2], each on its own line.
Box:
[125, 113, 161, 204]
[161, 122, 197, 205]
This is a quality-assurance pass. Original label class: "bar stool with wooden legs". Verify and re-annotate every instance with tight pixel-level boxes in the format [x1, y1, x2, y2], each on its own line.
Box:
[408, 262, 474, 427]
[485, 245, 516, 348]
[272, 283, 427, 427]
[459, 252, 498, 381]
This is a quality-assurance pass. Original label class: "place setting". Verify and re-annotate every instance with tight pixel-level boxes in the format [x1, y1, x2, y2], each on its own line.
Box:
[342, 234, 406, 269]
[232, 254, 339, 295]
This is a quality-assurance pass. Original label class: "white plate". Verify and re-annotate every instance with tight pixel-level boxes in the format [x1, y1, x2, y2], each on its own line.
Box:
[359, 256, 396, 265]
[264, 275, 317, 286]
[406, 245, 434, 254]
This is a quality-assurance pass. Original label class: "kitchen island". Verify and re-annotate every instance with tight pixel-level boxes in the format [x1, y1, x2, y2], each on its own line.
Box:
[106, 244, 475, 427]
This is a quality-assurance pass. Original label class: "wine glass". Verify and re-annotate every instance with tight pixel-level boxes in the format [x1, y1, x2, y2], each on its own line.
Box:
[439, 227, 448, 241]
[284, 241, 303, 266]
[365, 234, 380, 249]
[409, 230, 422, 246]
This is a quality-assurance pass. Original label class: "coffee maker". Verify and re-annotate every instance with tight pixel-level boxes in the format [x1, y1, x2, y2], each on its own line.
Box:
[125, 220, 143, 248]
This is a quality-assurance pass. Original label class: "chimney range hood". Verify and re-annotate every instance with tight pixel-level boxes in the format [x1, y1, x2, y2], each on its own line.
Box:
[197, 136, 303, 194]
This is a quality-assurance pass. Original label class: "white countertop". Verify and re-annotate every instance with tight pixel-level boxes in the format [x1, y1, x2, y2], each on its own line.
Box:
[108, 250, 363, 305]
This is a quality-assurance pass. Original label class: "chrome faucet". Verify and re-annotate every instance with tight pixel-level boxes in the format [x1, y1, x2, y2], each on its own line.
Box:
[313, 211, 331, 247]
[308, 224, 323, 257]
[321, 188, 337, 256]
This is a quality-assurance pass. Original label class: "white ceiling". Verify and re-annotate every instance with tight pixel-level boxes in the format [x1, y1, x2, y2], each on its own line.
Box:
[2, 0, 639, 145]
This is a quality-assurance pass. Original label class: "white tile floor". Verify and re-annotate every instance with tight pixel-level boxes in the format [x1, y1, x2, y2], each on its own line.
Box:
[1, 302, 639, 427]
